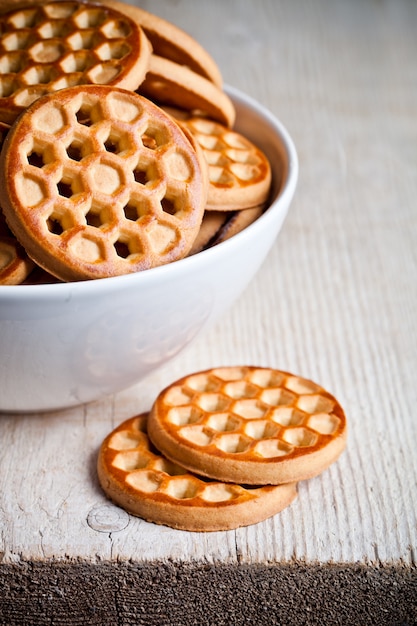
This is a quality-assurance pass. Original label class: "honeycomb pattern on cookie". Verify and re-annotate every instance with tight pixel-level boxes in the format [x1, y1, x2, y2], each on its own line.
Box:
[105, 415, 269, 506]
[0, 1, 150, 123]
[153, 366, 346, 461]
[1, 85, 205, 279]
[181, 117, 271, 209]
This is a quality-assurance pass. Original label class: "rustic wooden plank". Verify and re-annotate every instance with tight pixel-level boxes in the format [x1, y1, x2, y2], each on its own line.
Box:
[1, 561, 416, 625]
[0, 1, 416, 617]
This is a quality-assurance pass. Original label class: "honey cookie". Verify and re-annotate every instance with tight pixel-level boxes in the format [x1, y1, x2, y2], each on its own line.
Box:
[97, 414, 297, 531]
[0, 0, 152, 124]
[148, 366, 347, 485]
[0, 84, 207, 281]
[180, 117, 271, 210]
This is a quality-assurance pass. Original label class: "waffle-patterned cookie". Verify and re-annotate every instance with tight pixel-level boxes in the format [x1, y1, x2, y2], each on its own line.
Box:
[148, 366, 347, 485]
[99, 0, 223, 87]
[0, 84, 207, 281]
[97, 414, 297, 531]
[0, 0, 152, 124]
[180, 117, 272, 211]
[139, 55, 235, 129]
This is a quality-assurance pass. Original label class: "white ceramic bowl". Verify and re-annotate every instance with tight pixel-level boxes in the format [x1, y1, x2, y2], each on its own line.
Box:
[0, 86, 298, 412]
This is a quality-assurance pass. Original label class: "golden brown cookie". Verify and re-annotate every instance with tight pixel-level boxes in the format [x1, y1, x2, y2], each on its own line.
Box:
[97, 414, 297, 531]
[0, 0, 152, 124]
[148, 366, 347, 485]
[0, 84, 207, 281]
[180, 117, 272, 210]
[139, 55, 235, 128]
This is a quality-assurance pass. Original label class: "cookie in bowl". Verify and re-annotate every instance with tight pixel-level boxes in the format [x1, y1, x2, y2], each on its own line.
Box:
[0, 84, 208, 280]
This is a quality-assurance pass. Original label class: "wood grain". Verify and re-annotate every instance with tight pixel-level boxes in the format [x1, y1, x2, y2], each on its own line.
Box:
[0, 0, 416, 620]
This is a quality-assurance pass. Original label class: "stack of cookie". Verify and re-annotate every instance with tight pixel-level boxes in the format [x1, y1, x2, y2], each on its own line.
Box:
[97, 366, 347, 531]
[0, 0, 273, 284]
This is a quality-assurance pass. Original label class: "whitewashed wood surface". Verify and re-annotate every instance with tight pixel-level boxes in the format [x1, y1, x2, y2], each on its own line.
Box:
[0, 0, 416, 568]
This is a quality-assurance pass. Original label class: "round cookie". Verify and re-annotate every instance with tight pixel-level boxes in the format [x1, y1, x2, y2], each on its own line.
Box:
[180, 117, 272, 210]
[0, 0, 152, 124]
[97, 414, 297, 532]
[0, 84, 207, 281]
[148, 366, 347, 485]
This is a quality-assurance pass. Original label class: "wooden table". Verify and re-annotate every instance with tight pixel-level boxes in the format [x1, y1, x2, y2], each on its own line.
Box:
[1, 0, 416, 623]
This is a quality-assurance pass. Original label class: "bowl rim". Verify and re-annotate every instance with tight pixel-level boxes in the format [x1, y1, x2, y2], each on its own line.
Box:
[0, 85, 298, 300]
